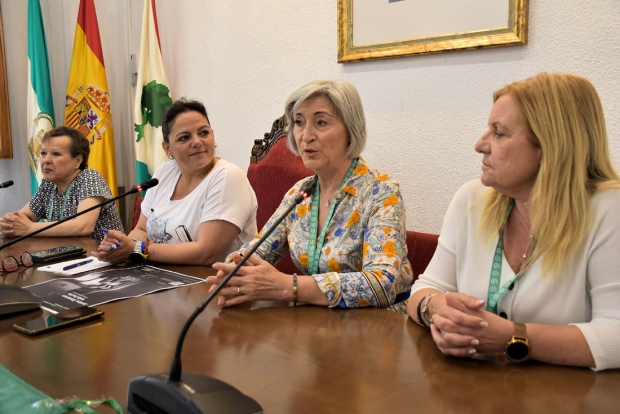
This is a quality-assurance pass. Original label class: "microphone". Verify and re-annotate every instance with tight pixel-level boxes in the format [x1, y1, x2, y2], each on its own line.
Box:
[0, 178, 159, 252]
[131, 178, 158, 193]
[0, 180, 13, 188]
[127, 178, 317, 414]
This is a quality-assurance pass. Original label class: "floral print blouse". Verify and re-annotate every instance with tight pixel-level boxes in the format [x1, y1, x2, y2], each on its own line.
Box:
[242, 157, 413, 308]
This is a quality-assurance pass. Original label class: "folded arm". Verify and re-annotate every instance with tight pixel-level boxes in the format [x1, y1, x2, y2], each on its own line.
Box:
[93, 213, 241, 266]
[0, 198, 104, 238]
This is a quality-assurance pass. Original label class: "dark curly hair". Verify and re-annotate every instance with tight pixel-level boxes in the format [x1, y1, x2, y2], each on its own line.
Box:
[162, 98, 211, 143]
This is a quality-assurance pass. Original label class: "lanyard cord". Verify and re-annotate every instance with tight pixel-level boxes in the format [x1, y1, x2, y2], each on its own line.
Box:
[486, 201, 536, 314]
[48, 179, 76, 222]
[307, 159, 358, 275]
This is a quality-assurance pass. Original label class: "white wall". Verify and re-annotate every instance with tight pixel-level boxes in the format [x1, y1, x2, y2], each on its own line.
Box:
[2, 0, 619, 234]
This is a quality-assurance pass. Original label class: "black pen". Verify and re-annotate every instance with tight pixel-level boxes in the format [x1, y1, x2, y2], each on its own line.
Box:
[62, 258, 94, 271]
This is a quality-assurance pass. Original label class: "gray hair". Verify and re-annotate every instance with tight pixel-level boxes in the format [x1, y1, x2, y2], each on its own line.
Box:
[284, 79, 366, 159]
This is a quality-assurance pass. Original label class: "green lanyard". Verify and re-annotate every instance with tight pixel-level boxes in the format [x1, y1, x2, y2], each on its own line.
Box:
[48, 179, 75, 222]
[486, 201, 535, 314]
[307, 158, 358, 275]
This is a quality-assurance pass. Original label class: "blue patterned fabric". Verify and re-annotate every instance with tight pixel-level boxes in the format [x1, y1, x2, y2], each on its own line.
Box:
[241, 158, 413, 308]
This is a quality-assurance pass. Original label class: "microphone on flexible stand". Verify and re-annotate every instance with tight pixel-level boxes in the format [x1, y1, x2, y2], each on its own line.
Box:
[127, 178, 316, 414]
[0, 180, 14, 189]
[0, 178, 159, 252]
[0, 178, 159, 316]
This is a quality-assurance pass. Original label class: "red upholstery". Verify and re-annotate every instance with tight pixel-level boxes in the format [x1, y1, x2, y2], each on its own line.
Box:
[406, 230, 439, 283]
[248, 139, 313, 230]
[132, 196, 144, 229]
[247, 131, 439, 281]
[247, 138, 313, 274]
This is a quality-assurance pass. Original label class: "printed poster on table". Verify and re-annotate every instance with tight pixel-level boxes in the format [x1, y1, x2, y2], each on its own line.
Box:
[24, 266, 204, 313]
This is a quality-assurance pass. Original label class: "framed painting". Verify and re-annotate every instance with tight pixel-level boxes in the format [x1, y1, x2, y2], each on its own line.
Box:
[338, 0, 529, 62]
[0, 4, 11, 159]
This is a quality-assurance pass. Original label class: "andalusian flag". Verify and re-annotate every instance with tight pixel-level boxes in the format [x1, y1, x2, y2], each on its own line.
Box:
[134, 0, 173, 186]
[27, 0, 55, 195]
[64, 0, 118, 197]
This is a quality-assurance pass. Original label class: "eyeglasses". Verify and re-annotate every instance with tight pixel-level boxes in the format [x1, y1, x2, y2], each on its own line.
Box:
[1, 252, 34, 272]
[175, 225, 193, 243]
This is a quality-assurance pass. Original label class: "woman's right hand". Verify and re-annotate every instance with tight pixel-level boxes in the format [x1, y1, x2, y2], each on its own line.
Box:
[90, 229, 133, 263]
[428, 292, 489, 357]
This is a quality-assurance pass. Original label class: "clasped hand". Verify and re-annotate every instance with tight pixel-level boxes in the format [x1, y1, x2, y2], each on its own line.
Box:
[430, 292, 513, 357]
[0, 212, 32, 237]
[207, 252, 290, 307]
[90, 229, 133, 263]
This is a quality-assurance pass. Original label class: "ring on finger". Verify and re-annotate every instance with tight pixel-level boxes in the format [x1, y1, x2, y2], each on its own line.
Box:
[237, 286, 241, 296]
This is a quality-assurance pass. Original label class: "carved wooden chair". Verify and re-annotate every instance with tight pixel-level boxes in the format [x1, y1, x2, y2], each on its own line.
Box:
[247, 116, 313, 275]
[247, 116, 438, 282]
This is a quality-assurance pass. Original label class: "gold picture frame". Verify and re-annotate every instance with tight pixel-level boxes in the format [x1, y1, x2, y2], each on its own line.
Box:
[0, 4, 12, 159]
[338, 0, 528, 62]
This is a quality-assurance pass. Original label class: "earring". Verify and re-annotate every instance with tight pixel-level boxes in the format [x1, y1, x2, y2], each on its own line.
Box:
[215, 143, 218, 148]
[169, 155, 174, 160]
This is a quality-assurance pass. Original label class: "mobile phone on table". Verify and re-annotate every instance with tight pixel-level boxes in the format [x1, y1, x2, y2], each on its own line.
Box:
[30, 245, 86, 263]
[13, 306, 104, 336]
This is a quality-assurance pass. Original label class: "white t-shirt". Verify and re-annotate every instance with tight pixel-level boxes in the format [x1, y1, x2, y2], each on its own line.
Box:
[141, 159, 258, 263]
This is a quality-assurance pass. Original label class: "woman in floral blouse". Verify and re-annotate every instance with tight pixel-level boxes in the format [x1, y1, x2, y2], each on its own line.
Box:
[208, 79, 413, 308]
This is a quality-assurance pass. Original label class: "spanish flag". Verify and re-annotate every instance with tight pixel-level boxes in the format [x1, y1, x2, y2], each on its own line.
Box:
[64, 0, 118, 197]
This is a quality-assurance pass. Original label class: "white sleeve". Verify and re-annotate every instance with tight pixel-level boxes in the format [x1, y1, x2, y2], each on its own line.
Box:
[411, 184, 465, 295]
[200, 162, 257, 231]
[572, 190, 620, 371]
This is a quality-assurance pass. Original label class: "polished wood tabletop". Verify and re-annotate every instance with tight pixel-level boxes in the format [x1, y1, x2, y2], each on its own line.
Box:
[1, 238, 619, 413]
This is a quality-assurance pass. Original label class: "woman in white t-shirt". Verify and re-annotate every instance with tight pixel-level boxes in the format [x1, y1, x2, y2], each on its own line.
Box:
[92, 99, 257, 265]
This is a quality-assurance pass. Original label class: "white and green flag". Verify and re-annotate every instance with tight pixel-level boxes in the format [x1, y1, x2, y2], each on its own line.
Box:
[27, 0, 55, 194]
[134, 0, 172, 188]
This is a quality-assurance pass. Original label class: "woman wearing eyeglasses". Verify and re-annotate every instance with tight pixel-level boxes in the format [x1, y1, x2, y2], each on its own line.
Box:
[0, 126, 123, 241]
[92, 99, 258, 266]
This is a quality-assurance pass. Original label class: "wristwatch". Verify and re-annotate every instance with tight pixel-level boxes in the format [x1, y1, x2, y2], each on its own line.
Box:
[505, 322, 530, 362]
[129, 240, 148, 264]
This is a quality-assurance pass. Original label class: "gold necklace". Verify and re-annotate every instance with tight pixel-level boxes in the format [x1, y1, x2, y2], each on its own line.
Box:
[514, 207, 534, 260]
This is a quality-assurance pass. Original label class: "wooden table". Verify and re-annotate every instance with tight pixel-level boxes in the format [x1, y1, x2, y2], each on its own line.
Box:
[1, 238, 619, 413]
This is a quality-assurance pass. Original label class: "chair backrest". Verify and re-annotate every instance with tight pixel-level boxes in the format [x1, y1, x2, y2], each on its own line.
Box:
[247, 116, 313, 275]
[247, 116, 440, 281]
[132, 196, 144, 229]
[247, 116, 314, 230]
[406, 230, 439, 283]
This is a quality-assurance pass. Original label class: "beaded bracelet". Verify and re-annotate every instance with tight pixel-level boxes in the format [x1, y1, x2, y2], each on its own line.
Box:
[292, 273, 298, 307]
[416, 297, 428, 327]
[421, 293, 437, 327]
[416, 293, 437, 328]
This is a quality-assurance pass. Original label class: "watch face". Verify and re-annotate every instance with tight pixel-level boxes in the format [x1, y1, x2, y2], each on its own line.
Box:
[130, 253, 146, 264]
[507, 341, 529, 361]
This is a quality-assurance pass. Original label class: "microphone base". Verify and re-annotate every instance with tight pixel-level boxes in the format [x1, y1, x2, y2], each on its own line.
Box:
[127, 372, 263, 414]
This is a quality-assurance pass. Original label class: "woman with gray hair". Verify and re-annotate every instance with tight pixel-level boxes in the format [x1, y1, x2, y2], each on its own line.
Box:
[208, 79, 413, 308]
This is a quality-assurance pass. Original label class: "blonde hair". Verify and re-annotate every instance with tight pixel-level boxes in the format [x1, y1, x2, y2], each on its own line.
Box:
[478, 72, 620, 275]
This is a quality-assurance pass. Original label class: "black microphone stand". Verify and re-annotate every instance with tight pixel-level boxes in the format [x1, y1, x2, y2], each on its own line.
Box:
[0, 179, 158, 251]
[127, 179, 315, 414]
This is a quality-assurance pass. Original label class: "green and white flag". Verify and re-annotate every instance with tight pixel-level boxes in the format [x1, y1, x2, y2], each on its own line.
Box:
[27, 0, 55, 195]
[134, 0, 172, 188]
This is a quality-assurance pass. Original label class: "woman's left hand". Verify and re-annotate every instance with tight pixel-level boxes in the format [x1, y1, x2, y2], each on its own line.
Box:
[431, 293, 514, 357]
[207, 253, 290, 307]
[90, 229, 133, 263]
[0, 211, 32, 237]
